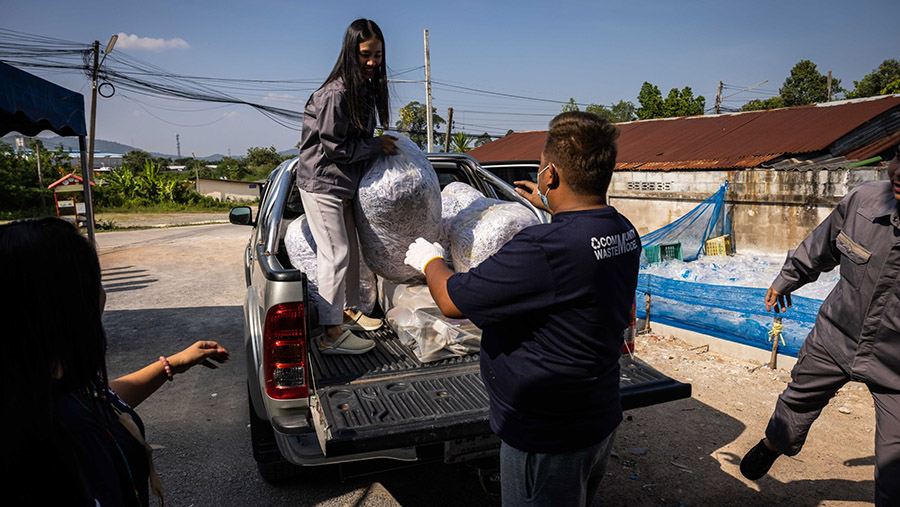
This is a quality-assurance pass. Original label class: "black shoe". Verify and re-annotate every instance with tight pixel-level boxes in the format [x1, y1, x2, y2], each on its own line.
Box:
[740, 439, 781, 480]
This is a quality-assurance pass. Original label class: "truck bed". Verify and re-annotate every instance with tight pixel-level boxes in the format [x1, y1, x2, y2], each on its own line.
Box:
[309, 326, 691, 456]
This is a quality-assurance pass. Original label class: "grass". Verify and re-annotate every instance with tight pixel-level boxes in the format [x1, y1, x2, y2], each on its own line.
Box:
[0, 207, 57, 221]
[98, 200, 245, 214]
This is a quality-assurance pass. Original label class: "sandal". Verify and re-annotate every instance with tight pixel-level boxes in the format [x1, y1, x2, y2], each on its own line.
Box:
[342, 310, 384, 332]
[319, 330, 376, 355]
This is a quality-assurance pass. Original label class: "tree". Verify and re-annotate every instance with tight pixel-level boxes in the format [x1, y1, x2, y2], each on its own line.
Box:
[216, 157, 249, 180]
[561, 98, 579, 112]
[663, 87, 705, 117]
[122, 150, 151, 171]
[636, 82, 665, 120]
[779, 60, 843, 107]
[637, 82, 705, 119]
[395, 101, 445, 150]
[475, 132, 493, 148]
[246, 146, 282, 168]
[449, 132, 473, 153]
[741, 96, 784, 112]
[586, 100, 637, 123]
[847, 59, 900, 98]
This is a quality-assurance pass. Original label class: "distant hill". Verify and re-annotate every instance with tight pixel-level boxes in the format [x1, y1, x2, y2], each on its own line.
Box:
[1, 134, 141, 156]
[278, 148, 298, 158]
[1, 134, 294, 161]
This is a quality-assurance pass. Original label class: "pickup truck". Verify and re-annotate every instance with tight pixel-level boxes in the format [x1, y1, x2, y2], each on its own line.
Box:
[229, 152, 691, 482]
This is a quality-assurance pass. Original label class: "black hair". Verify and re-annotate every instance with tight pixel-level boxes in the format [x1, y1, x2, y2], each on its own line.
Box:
[543, 111, 620, 198]
[320, 18, 390, 130]
[0, 218, 108, 504]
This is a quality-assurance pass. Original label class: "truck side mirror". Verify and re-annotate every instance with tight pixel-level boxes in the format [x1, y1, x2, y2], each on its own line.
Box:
[230, 206, 254, 226]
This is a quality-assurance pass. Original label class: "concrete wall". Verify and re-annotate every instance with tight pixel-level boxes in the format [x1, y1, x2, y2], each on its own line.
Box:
[609, 167, 886, 255]
[196, 178, 262, 202]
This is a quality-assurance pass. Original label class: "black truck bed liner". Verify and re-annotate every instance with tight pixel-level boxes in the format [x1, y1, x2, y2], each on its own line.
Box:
[310, 327, 691, 456]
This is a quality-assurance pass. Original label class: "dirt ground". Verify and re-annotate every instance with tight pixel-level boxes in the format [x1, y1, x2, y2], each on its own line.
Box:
[602, 332, 876, 506]
[93, 216, 879, 506]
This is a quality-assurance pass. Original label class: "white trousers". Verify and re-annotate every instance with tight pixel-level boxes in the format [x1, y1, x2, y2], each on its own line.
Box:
[298, 189, 360, 326]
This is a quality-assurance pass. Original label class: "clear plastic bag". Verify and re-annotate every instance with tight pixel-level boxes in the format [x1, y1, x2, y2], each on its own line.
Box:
[355, 135, 441, 282]
[283, 215, 377, 315]
[449, 199, 540, 272]
[386, 306, 482, 363]
[438, 182, 484, 250]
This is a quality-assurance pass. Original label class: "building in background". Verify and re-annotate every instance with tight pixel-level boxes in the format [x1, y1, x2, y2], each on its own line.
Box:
[468, 94, 900, 254]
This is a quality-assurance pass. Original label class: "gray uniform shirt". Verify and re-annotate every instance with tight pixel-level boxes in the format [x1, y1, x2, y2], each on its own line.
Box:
[773, 180, 900, 389]
[296, 77, 381, 199]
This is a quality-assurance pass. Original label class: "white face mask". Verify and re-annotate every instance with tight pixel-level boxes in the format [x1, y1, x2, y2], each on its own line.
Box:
[536, 163, 551, 208]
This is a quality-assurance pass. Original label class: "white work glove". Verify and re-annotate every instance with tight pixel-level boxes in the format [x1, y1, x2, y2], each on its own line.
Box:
[404, 238, 445, 275]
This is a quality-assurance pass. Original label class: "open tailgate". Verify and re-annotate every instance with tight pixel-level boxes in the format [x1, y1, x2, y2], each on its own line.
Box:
[310, 328, 691, 457]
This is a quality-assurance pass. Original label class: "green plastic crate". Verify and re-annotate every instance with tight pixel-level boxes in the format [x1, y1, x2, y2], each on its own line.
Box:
[643, 242, 682, 264]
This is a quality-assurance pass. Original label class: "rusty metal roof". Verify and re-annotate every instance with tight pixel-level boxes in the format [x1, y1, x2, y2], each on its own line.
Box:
[466, 95, 900, 170]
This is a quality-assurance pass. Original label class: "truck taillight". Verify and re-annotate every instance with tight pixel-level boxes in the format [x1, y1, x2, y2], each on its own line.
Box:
[263, 302, 308, 400]
[622, 299, 636, 355]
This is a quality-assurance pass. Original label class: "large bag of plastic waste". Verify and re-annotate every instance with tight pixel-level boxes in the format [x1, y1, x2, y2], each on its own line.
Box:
[284, 215, 377, 315]
[438, 182, 483, 250]
[386, 305, 481, 363]
[450, 199, 540, 272]
[355, 135, 441, 282]
[377, 278, 436, 313]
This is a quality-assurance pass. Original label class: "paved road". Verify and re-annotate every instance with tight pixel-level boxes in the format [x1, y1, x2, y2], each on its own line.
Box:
[96, 224, 498, 507]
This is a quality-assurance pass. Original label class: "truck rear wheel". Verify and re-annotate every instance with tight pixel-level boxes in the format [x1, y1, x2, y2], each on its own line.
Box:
[248, 387, 302, 482]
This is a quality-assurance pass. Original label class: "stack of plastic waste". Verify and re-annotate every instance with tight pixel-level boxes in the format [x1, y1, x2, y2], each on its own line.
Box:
[355, 135, 441, 282]
[378, 278, 482, 363]
[438, 182, 483, 250]
[284, 215, 377, 315]
[449, 198, 540, 272]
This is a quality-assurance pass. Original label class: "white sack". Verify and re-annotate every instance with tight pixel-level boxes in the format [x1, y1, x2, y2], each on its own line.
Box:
[284, 215, 377, 315]
[450, 199, 540, 273]
[438, 182, 483, 250]
[355, 135, 441, 282]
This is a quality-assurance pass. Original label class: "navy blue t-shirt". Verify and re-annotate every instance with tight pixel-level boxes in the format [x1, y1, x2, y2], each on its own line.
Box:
[446, 206, 641, 453]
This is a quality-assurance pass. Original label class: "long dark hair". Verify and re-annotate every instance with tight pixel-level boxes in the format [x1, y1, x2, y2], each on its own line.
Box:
[320, 18, 390, 130]
[0, 218, 106, 504]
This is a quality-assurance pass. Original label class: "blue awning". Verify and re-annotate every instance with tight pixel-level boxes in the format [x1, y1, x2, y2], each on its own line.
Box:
[0, 61, 87, 137]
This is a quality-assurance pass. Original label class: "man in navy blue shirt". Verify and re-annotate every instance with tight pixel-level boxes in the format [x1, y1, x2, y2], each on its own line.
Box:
[405, 111, 641, 506]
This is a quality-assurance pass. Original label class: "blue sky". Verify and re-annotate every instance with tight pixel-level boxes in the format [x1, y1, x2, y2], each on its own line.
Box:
[5, 0, 899, 157]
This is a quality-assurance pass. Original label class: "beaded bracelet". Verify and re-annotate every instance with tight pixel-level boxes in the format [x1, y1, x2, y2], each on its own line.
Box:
[159, 356, 174, 381]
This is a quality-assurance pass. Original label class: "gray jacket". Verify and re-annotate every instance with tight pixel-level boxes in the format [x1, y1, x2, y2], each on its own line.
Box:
[774, 180, 900, 389]
[296, 77, 381, 200]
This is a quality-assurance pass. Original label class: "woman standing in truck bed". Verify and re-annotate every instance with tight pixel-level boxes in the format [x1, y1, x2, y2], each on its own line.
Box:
[296, 18, 397, 355]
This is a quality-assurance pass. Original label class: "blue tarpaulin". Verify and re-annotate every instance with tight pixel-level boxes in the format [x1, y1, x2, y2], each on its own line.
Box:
[1, 61, 94, 239]
[0, 61, 86, 137]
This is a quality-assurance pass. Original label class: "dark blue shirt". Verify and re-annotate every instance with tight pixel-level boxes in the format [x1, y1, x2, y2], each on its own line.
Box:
[447, 207, 641, 453]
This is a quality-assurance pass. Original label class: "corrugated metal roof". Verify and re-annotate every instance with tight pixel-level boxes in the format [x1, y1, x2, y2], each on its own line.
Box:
[467, 95, 900, 170]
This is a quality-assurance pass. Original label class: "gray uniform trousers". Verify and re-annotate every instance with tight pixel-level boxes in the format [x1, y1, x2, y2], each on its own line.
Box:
[299, 189, 360, 326]
[766, 331, 900, 506]
[499, 428, 617, 507]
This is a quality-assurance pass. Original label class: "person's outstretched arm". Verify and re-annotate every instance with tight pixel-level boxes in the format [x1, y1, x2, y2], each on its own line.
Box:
[109, 341, 230, 408]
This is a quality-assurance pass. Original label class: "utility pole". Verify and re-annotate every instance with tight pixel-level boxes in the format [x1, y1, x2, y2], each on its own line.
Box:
[715, 80, 723, 115]
[826, 71, 833, 102]
[444, 107, 453, 153]
[176, 133, 181, 158]
[33, 138, 45, 208]
[192, 152, 199, 189]
[85, 34, 117, 241]
[84, 39, 101, 241]
[424, 29, 434, 153]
